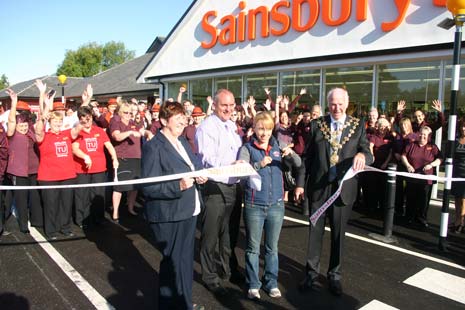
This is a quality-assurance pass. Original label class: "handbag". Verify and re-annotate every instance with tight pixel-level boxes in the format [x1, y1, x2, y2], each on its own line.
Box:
[283, 170, 296, 191]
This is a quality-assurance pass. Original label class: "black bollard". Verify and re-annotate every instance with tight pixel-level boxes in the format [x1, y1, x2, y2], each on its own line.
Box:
[383, 164, 397, 238]
[369, 163, 398, 244]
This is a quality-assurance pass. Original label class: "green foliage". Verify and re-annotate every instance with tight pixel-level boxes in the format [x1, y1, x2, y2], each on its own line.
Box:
[0, 74, 9, 90]
[56, 41, 135, 77]
[102, 41, 135, 71]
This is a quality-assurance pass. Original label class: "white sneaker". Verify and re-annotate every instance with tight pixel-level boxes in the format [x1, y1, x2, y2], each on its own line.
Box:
[268, 288, 282, 298]
[247, 289, 261, 300]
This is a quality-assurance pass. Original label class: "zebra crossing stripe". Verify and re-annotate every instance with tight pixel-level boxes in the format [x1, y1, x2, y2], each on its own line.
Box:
[404, 267, 465, 304]
[359, 300, 399, 310]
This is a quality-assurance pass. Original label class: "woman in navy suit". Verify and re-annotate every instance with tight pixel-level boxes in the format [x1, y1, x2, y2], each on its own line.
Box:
[141, 101, 207, 310]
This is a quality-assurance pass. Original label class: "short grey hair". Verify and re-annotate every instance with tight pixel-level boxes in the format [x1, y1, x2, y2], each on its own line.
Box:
[327, 87, 349, 103]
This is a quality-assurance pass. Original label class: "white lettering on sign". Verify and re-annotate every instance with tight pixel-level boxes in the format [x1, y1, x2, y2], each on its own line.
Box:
[55, 141, 69, 157]
[85, 138, 98, 152]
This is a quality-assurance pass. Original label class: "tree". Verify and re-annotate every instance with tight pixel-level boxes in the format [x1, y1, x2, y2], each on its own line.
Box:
[0, 74, 9, 90]
[56, 41, 135, 77]
[102, 41, 135, 71]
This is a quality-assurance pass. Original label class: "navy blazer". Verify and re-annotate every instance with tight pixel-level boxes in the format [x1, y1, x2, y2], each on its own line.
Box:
[141, 132, 204, 223]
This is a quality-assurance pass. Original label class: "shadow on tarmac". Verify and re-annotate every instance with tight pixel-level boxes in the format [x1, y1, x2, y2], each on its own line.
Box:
[0, 292, 29, 310]
[85, 213, 159, 310]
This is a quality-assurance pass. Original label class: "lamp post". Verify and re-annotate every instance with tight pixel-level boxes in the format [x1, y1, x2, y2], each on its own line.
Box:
[438, 0, 465, 251]
[58, 74, 67, 104]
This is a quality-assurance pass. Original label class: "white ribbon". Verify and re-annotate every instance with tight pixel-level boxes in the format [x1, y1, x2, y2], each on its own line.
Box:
[309, 166, 465, 226]
[0, 163, 260, 191]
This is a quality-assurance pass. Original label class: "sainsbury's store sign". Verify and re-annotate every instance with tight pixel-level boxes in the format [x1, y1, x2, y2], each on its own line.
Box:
[201, 0, 447, 49]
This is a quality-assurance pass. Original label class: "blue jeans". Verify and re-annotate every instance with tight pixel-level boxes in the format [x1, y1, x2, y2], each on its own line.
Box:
[243, 201, 284, 291]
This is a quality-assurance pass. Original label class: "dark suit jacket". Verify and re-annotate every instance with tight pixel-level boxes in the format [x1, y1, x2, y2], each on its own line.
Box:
[305, 115, 373, 206]
[141, 132, 204, 223]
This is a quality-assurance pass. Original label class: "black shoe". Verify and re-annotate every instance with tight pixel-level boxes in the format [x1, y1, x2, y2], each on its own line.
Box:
[47, 234, 58, 241]
[415, 219, 429, 231]
[328, 279, 343, 296]
[20, 229, 30, 234]
[204, 282, 227, 296]
[61, 231, 75, 237]
[229, 272, 245, 285]
[298, 277, 323, 293]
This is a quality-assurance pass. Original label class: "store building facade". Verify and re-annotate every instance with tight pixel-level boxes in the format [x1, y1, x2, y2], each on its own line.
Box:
[138, 0, 464, 118]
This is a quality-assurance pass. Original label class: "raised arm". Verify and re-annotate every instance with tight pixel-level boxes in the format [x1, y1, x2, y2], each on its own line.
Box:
[430, 99, 445, 132]
[35, 79, 47, 111]
[80, 84, 93, 107]
[248, 96, 257, 118]
[288, 88, 306, 113]
[35, 89, 55, 143]
[275, 95, 280, 125]
[5, 89, 18, 137]
[177, 86, 186, 103]
[206, 96, 214, 116]
[394, 100, 406, 126]
[264, 87, 276, 110]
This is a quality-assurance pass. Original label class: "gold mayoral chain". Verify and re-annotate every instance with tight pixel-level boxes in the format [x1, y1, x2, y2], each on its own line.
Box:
[317, 117, 360, 166]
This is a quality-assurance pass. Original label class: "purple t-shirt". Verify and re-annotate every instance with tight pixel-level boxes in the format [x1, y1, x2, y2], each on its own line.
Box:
[182, 124, 198, 154]
[369, 133, 392, 168]
[109, 119, 142, 159]
[403, 142, 441, 184]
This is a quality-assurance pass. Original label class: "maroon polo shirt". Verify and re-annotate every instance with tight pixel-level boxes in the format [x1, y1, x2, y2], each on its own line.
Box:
[369, 133, 392, 168]
[403, 142, 442, 184]
[109, 119, 142, 159]
[182, 124, 198, 154]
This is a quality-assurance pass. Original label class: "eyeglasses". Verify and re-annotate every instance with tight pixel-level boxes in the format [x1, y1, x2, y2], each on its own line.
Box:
[122, 111, 131, 115]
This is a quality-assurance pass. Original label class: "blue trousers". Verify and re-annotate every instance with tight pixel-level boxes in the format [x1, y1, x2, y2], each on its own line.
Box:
[243, 201, 284, 291]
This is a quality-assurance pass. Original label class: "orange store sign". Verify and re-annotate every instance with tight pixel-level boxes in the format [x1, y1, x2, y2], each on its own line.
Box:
[201, 0, 447, 49]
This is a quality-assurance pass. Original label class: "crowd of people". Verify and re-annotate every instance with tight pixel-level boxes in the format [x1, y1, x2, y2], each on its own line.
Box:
[1, 81, 464, 310]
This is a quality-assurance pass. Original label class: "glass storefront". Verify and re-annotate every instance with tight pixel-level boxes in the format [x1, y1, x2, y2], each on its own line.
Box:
[443, 62, 465, 117]
[167, 81, 187, 102]
[377, 61, 441, 118]
[165, 59, 459, 120]
[245, 73, 278, 109]
[281, 70, 320, 113]
[326, 66, 373, 118]
[190, 79, 212, 112]
[215, 76, 243, 105]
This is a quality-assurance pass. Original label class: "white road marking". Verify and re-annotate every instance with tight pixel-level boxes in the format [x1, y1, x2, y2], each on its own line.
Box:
[12, 233, 76, 309]
[283, 216, 465, 271]
[359, 300, 399, 310]
[29, 226, 114, 310]
[404, 267, 465, 304]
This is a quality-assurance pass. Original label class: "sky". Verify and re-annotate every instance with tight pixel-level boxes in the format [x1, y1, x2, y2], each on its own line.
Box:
[0, 0, 194, 85]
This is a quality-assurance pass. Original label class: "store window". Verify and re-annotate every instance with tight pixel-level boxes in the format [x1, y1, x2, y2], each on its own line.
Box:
[325, 66, 373, 117]
[215, 76, 243, 105]
[167, 81, 187, 102]
[245, 73, 278, 109]
[443, 61, 465, 117]
[377, 61, 441, 118]
[190, 79, 212, 112]
[280, 70, 320, 112]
